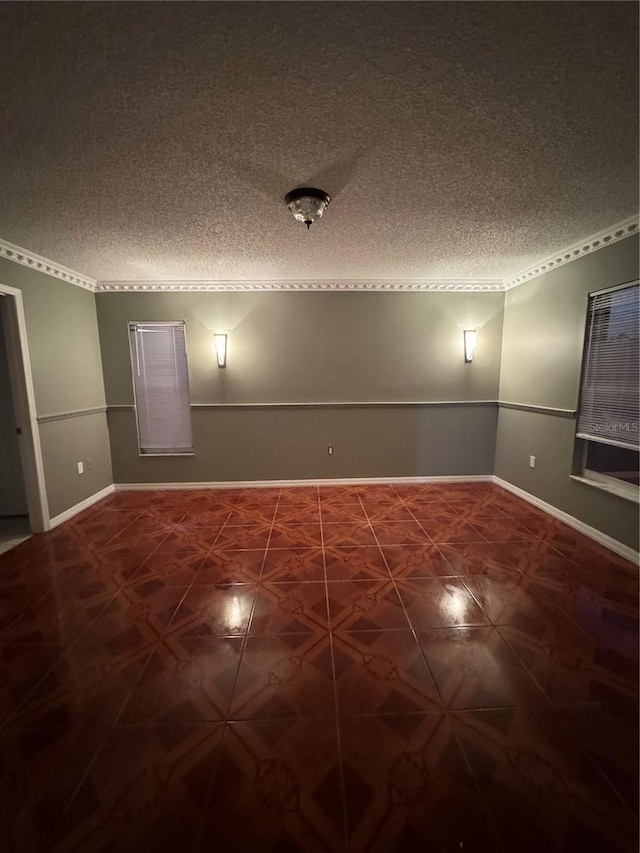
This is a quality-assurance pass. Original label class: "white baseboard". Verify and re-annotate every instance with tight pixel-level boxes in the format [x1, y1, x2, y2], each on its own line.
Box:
[114, 474, 493, 491]
[47, 484, 116, 529]
[46, 476, 637, 564]
[493, 476, 639, 564]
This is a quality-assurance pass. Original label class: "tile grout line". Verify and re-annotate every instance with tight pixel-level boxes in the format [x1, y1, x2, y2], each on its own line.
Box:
[191, 719, 231, 853]
[2, 484, 637, 851]
[1, 508, 153, 638]
[320, 487, 351, 852]
[421, 506, 574, 708]
[205, 487, 242, 550]
[1, 509, 177, 728]
[0, 651, 71, 731]
[194, 487, 276, 852]
[444, 529, 605, 708]
[358, 491, 449, 712]
[42, 504, 168, 834]
[410, 495, 493, 547]
[81, 506, 186, 597]
[45, 727, 114, 851]
[456, 576, 555, 706]
[249, 489, 281, 602]
[116, 506, 233, 642]
[218, 488, 281, 723]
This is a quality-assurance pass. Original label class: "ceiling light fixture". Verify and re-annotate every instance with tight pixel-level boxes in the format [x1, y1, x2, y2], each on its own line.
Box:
[285, 187, 331, 230]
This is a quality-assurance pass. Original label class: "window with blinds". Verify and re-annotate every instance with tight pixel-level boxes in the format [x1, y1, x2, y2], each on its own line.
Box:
[129, 322, 193, 455]
[576, 282, 639, 452]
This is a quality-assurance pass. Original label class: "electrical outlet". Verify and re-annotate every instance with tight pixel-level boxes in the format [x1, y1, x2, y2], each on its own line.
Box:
[85, 458, 93, 470]
[328, 445, 334, 455]
[77, 461, 84, 475]
[529, 455, 536, 469]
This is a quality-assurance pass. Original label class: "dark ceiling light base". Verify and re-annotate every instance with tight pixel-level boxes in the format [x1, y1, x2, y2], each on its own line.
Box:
[285, 187, 331, 229]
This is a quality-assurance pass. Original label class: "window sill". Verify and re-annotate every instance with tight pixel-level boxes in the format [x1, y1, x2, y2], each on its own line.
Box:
[139, 452, 194, 458]
[570, 475, 640, 504]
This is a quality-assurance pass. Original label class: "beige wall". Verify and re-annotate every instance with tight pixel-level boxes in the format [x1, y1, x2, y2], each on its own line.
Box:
[2, 233, 638, 551]
[98, 291, 504, 405]
[107, 404, 498, 484]
[0, 258, 113, 518]
[499, 235, 639, 409]
[495, 236, 639, 550]
[97, 290, 504, 482]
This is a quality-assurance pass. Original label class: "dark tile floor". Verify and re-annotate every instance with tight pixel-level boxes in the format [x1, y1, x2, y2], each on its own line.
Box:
[0, 482, 637, 852]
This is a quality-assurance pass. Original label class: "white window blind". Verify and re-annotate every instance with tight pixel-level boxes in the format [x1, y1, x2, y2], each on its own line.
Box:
[576, 282, 639, 450]
[129, 322, 193, 454]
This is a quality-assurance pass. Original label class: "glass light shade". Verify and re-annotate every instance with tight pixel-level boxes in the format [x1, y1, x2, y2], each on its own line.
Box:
[464, 330, 477, 363]
[214, 334, 227, 367]
[288, 196, 327, 226]
[285, 188, 331, 229]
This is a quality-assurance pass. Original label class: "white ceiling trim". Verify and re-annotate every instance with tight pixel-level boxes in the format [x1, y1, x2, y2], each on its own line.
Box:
[0, 238, 97, 292]
[504, 216, 638, 290]
[96, 279, 504, 293]
[0, 216, 637, 295]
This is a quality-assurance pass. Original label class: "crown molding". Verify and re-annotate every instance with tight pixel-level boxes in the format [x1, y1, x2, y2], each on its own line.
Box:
[94, 215, 640, 292]
[1, 214, 637, 294]
[0, 238, 97, 292]
[504, 215, 638, 290]
[95, 279, 504, 293]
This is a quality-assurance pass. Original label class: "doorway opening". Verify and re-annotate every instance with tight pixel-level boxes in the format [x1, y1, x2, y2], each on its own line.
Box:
[0, 283, 48, 552]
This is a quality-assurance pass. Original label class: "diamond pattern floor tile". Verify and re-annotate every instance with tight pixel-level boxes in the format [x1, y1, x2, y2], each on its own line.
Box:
[0, 483, 636, 853]
[396, 577, 491, 629]
[197, 717, 345, 852]
[249, 582, 329, 634]
[118, 636, 243, 724]
[0, 724, 108, 851]
[416, 626, 548, 709]
[51, 723, 223, 852]
[230, 632, 335, 720]
[339, 712, 498, 851]
[327, 579, 410, 631]
[451, 706, 638, 852]
[332, 630, 441, 716]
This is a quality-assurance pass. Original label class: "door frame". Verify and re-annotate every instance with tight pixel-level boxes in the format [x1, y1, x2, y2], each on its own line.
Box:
[0, 282, 49, 531]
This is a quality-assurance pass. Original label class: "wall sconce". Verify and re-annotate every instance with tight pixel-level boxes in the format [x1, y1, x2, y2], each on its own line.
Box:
[214, 334, 227, 367]
[464, 330, 477, 363]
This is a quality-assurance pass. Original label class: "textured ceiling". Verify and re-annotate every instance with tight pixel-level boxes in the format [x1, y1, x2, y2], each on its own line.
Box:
[0, 1, 637, 284]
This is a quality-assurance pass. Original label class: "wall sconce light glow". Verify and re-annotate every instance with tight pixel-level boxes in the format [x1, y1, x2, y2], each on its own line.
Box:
[464, 330, 477, 363]
[214, 334, 227, 368]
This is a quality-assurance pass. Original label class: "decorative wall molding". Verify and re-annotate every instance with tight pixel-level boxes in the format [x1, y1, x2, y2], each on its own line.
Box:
[2, 214, 637, 294]
[96, 279, 504, 293]
[190, 400, 498, 411]
[108, 401, 576, 417]
[504, 216, 638, 290]
[37, 406, 107, 424]
[498, 401, 576, 419]
[108, 401, 498, 414]
[0, 238, 97, 292]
